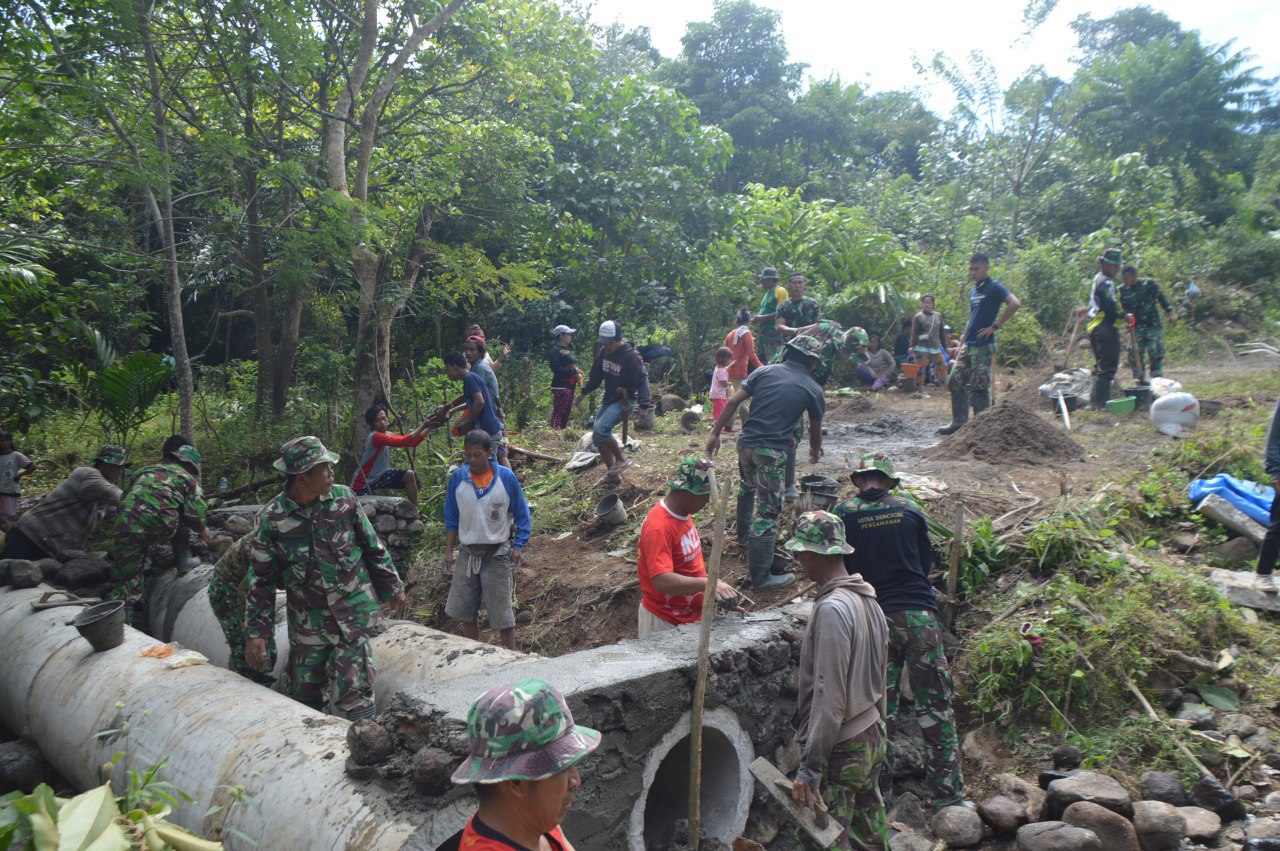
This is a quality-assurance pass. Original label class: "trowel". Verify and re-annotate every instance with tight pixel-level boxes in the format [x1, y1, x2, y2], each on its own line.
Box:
[748, 756, 842, 848]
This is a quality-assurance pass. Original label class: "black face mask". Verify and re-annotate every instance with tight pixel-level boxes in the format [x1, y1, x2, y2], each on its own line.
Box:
[859, 488, 890, 501]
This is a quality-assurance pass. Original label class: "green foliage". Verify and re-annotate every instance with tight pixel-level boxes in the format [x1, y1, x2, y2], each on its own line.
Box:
[69, 330, 173, 451]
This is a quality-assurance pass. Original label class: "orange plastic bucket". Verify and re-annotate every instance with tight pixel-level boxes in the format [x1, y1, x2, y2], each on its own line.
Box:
[900, 362, 921, 380]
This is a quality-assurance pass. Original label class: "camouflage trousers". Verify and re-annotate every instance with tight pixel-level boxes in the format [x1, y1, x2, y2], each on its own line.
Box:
[914, 352, 948, 387]
[285, 637, 377, 716]
[111, 526, 174, 609]
[883, 609, 964, 807]
[947, 346, 992, 393]
[756, 332, 784, 365]
[1128, 326, 1166, 379]
[738, 446, 786, 538]
[798, 719, 890, 851]
[208, 574, 277, 683]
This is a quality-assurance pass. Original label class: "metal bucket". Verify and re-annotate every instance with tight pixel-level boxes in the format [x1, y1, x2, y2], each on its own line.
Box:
[593, 494, 628, 527]
[69, 601, 126, 652]
[799, 474, 839, 512]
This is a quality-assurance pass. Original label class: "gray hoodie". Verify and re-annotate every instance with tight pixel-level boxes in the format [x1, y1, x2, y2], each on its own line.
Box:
[793, 574, 888, 787]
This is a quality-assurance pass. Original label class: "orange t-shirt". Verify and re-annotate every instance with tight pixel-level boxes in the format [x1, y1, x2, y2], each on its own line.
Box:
[637, 500, 707, 625]
[470, 467, 495, 491]
[458, 814, 574, 851]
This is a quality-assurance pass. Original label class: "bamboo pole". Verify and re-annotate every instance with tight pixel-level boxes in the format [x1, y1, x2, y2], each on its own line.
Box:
[945, 503, 965, 629]
[687, 467, 731, 850]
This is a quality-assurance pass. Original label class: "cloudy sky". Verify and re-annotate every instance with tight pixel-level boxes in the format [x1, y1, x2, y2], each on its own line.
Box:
[573, 0, 1279, 113]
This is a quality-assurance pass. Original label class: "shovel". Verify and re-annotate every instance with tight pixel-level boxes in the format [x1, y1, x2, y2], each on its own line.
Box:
[749, 756, 842, 848]
[1127, 315, 1147, 385]
[1057, 315, 1082, 370]
[31, 590, 101, 611]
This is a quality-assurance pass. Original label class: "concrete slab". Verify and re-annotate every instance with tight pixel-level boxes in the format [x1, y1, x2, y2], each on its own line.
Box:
[1209, 569, 1280, 612]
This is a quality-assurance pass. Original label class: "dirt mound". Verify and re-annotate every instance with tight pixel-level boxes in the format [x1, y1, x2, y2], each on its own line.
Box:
[929, 400, 1083, 466]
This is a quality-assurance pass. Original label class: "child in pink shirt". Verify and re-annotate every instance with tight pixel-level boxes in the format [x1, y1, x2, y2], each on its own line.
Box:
[710, 347, 734, 433]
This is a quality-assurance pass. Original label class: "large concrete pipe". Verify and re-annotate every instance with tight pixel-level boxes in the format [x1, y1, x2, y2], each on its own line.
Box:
[148, 565, 531, 704]
[0, 585, 458, 849]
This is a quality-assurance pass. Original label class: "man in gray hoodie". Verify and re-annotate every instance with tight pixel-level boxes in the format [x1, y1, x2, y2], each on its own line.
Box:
[786, 511, 890, 851]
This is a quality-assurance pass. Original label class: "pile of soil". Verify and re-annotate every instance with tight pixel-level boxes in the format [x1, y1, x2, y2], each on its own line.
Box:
[929, 400, 1084, 466]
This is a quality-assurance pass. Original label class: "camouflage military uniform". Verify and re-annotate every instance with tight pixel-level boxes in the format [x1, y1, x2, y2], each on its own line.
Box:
[947, 344, 993, 393]
[1120, 279, 1174, 379]
[769, 319, 856, 388]
[111, 460, 207, 608]
[778, 296, 821, 335]
[739, 447, 787, 538]
[209, 532, 277, 682]
[246, 483, 403, 716]
[801, 721, 890, 851]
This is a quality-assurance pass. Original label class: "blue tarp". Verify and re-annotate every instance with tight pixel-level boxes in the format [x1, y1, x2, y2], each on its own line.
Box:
[1189, 474, 1275, 526]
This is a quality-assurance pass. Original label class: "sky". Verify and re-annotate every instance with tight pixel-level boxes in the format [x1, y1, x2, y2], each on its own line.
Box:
[572, 0, 1280, 114]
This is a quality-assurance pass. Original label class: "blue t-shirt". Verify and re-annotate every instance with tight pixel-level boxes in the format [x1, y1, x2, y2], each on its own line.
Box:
[963, 278, 1010, 346]
[463, 371, 503, 435]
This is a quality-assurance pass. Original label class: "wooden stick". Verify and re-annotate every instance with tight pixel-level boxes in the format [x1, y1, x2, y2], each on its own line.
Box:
[688, 467, 730, 850]
[945, 503, 964, 628]
[1062, 315, 1082, 369]
[506, 444, 563, 463]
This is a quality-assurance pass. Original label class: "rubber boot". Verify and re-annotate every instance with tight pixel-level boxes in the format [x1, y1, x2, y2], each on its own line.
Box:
[971, 389, 991, 417]
[1093, 377, 1113, 412]
[173, 529, 200, 575]
[735, 491, 755, 542]
[783, 445, 798, 502]
[937, 390, 970, 435]
[748, 536, 796, 591]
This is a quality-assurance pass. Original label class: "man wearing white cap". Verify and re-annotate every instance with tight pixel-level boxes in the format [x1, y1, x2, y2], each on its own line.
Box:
[577, 320, 651, 484]
[548, 324, 581, 430]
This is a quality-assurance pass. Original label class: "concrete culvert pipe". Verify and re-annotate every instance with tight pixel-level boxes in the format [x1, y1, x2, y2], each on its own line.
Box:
[0, 585, 431, 848]
[629, 707, 753, 850]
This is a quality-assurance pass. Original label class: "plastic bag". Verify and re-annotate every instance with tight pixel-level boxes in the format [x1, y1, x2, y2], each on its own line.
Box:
[1149, 377, 1183, 397]
[166, 649, 209, 669]
[1190, 474, 1274, 526]
[140, 643, 175, 659]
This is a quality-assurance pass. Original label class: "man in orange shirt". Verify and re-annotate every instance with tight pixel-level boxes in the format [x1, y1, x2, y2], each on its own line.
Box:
[636, 457, 740, 638]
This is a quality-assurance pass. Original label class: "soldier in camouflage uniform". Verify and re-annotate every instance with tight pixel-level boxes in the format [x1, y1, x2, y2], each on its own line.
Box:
[708, 335, 826, 592]
[786, 512, 891, 851]
[245, 436, 406, 720]
[450, 678, 601, 847]
[1119, 265, 1177, 380]
[752, 266, 791, 363]
[776, 273, 821, 337]
[835, 453, 964, 808]
[209, 532, 277, 684]
[111, 441, 208, 626]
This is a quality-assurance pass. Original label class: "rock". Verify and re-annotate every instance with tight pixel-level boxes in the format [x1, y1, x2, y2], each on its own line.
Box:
[998, 773, 1049, 822]
[634, 407, 657, 431]
[406, 520, 424, 534]
[59, 549, 88, 562]
[1265, 793, 1280, 811]
[1177, 806, 1222, 842]
[932, 805, 983, 848]
[1243, 841, 1280, 851]
[962, 729, 1001, 767]
[1140, 771, 1189, 806]
[1268, 753, 1280, 771]
[6, 560, 41, 589]
[411, 747, 457, 797]
[731, 838, 765, 851]
[888, 791, 928, 832]
[1190, 776, 1247, 822]
[890, 835, 934, 851]
[223, 514, 253, 536]
[1160, 690, 1184, 712]
[1218, 714, 1260, 739]
[363, 503, 377, 518]
[346, 720, 395, 766]
[1047, 771, 1134, 819]
[1053, 745, 1084, 770]
[0, 740, 59, 791]
[209, 534, 235, 555]
[658, 394, 688, 414]
[1247, 819, 1280, 842]
[1237, 785, 1259, 802]
[1132, 801, 1186, 851]
[344, 756, 378, 781]
[1016, 821, 1102, 851]
[1215, 537, 1259, 565]
[373, 513, 397, 534]
[1040, 769, 1075, 789]
[55, 558, 110, 590]
[745, 808, 780, 846]
[1063, 801, 1141, 851]
[392, 500, 417, 520]
[36, 558, 61, 580]
[979, 794, 1029, 835]
[1175, 704, 1217, 729]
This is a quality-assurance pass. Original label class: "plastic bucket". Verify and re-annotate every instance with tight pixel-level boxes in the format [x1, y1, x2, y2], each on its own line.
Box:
[1105, 396, 1137, 414]
[70, 601, 126, 652]
[900, 362, 921, 380]
[772, 548, 794, 572]
[1123, 386, 1153, 412]
[1200, 400, 1223, 417]
[593, 494, 627, 527]
[799, 474, 839, 511]
[680, 410, 701, 434]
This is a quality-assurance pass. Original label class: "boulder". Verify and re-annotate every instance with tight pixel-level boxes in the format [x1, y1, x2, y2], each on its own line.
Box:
[1047, 771, 1134, 819]
[1218, 714, 1260, 739]
[346, 720, 395, 766]
[998, 773, 1049, 821]
[1160, 690, 1184, 712]
[658, 394, 688, 415]
[979, 795, 1029, 835]
[1215, 537, 1259, 565]
[6, 560, 41, 589]
[1017, 821, 1102, 851]
[1175, 704, 1217, 729]
[887, 791, 928, 832]
[373, 513, 397, 534]
[55, 557, 110, 590]
[931, 806, 983, 848]
[209, 535, 235, 555]
[1190, 776, 1246, 822]
[1247, 818, 1280, 843]
[223, 514, 254, 536]
[1132, 801, 1186, 851]
[1238, 785, 1260, 802]
[412, 747, 459, 797]
[392, 499, 418, 520]
[1140, 771, 1189, 806]
[1052, 745, 1084, 770]
[0, 740, 59, 792]
[36, 558, 61, 580]
[1243, 840, 1280, 851]
[1062, 801, 1141, 851]
[1176, 806, 1222, 842]
[890, 835, 934, 851]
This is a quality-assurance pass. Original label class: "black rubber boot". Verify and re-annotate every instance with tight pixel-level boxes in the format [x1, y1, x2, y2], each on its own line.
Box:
[971, 390, 991, 416]
[748, 536, 795, 591]
[1094, 377, 1113, 411]
[173, 530, 200, 575]
[937, 390, 970, 435]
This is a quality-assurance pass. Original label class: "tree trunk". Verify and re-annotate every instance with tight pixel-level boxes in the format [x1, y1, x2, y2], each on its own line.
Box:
[271, 287, 306, 418]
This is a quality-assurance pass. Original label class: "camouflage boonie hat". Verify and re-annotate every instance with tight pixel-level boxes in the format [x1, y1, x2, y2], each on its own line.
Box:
[852, 451, 900, 488]
[1100, 248, 1124, 266]
[273, 435, 339, 474]
[759, 266, 780, 281]
[669, 457, 713, 496]
[92, 445, 127, 466]
[784, 510, 855, 555]
[451, 678, 601, 785]
[843, 326, 870, 349]
[784, 334, 824, 360]
[166, 444, 202, 471]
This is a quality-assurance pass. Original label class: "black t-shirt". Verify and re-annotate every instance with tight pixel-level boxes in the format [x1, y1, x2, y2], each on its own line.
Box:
[835, 489, 937, 614]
